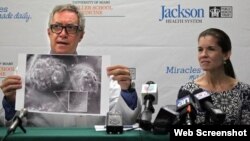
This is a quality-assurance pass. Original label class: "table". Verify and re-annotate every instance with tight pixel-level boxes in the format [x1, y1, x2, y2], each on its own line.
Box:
[0, 127, 169, 141]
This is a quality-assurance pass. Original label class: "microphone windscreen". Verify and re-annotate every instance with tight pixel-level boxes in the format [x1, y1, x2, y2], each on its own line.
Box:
[177, 88, 192, 99]
[146, 81, 155, 84]
[192, 88, 204, 95]
[154, 105, 179, 125]
[153, 105, 179, 134]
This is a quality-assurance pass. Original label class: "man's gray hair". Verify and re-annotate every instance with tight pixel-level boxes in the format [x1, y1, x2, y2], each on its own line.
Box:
[48, 4, 85, 32]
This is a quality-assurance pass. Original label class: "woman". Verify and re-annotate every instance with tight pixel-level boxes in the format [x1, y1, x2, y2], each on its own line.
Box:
[178, 28, 250, 125]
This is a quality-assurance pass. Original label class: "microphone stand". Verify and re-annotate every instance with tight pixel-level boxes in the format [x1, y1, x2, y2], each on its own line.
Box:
[1, 115, 27, 141]
[185, 105, 193, 125]
[137, 95, 155, 131]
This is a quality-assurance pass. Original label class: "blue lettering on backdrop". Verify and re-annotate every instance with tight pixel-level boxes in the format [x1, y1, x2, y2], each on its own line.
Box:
[14, 12, 31, 22]
[165, 66, 202, 74]
[165, 66, 202, 80]
[0, 7, 8, 12]
[159, 4, 204, 21]
[189, 74, 200, 80]
[0, 12, 13, 19]
[0, 7, 32, 22]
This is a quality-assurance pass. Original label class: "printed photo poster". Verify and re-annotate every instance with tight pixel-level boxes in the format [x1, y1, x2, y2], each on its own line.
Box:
[16, 54, 110, 116]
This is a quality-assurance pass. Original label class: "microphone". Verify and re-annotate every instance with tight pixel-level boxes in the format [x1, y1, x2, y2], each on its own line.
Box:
[141, 80, 158, 106]
[137, 81, 158, 131]
[176, 89, 197, 125]
[153, 105, 179, 134]
[192, 89, 226, 124]
[2, 108, 28, 141]
[8, 108, 28, 134]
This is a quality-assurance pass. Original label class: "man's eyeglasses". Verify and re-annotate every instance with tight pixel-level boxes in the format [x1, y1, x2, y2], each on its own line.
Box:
[50, 24, 82, 34]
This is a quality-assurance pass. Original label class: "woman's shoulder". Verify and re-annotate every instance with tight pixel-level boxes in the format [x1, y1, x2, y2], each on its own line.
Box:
[235, 81, 250, 102]
[180, 81, 200, 93]
[237, 81, 250, 90]
[181, 81, 196, 87]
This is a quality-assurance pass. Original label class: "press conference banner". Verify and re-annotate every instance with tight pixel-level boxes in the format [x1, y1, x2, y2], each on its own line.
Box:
[1, 0, 250, 121]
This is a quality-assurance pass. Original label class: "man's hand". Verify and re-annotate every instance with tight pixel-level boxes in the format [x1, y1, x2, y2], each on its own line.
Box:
[0, 75, 22, 102]
[107, 65, 132, 90]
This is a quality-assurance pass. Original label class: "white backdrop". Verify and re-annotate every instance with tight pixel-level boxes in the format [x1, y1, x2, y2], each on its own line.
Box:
[1, 0, 250, 121]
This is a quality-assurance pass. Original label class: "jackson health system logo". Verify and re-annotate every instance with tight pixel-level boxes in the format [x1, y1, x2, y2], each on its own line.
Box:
[159, 4, 233, 23]
[165, 66, 202, 81]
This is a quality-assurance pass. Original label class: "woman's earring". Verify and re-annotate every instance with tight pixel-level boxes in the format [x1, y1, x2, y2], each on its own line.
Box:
[224, 60, 227, 64]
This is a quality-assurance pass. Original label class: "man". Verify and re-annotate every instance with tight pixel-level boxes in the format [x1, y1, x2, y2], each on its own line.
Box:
[0, 4, 141, 127]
